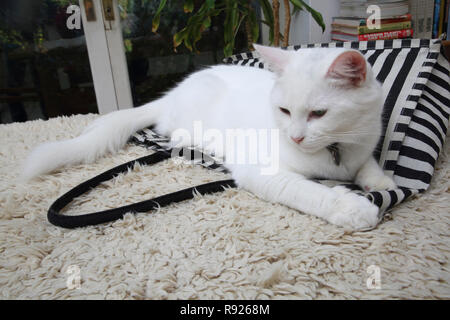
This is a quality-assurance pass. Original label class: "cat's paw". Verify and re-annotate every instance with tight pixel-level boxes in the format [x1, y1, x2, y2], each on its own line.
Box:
[327, 186, 380, 230]
[356, 174, 397, 192]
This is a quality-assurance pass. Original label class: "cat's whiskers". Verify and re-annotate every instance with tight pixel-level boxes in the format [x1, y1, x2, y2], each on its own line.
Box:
[310, 130, 378, 146]
[325, 130, 380, 137]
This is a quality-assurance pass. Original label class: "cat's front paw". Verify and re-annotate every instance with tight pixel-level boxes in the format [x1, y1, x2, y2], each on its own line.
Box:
[328, 186, 380, 230]
[356, 174, 397, 192]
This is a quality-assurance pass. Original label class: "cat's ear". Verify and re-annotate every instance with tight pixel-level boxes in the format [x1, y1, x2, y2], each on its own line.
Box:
[253, 44, 291, 74]
[326, 50, 367, 87]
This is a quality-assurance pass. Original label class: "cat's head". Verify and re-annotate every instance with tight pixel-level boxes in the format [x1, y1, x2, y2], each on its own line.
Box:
[254, 44, 383, 153]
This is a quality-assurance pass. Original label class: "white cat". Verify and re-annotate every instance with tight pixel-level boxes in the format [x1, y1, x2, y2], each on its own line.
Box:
[22, 45, 396, 230]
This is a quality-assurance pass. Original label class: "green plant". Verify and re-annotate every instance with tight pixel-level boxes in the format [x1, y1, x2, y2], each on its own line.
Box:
[152, 0, 325, 57]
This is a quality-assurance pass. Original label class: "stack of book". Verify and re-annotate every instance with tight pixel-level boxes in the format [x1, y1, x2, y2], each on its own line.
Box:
[332, 0, 413, 42]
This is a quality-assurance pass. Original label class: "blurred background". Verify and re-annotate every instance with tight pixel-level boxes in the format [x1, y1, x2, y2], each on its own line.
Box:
[0, 0, 249, 124]
[2, 0, 444, 125]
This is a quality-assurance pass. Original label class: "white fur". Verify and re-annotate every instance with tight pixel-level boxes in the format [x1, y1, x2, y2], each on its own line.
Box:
[22, 45, 396, 230]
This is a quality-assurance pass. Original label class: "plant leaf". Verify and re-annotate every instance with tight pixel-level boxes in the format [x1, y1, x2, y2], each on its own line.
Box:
[152, 0, 167, 33]
[202, 16, 212, 30]
[205, 0, 215, 10]
[259, 0, 275, 43]
[223, 1, 239, 56]
[224, 41, 233, 57]
[173, 28, 188, 49]
[184, 0, 194, 13]
[248, 8, 259, 43]
[230, 2, 239, 33]
[289, 0, 325, 32]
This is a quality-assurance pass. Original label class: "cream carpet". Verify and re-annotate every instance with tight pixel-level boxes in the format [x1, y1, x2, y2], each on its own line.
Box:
[0, 113, 449, 299]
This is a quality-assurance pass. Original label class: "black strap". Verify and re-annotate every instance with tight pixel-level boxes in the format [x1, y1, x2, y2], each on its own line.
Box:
[48, 150, 236, 229]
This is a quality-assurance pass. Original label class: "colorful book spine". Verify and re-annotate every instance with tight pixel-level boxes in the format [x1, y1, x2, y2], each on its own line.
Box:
[358, 21, 412, 34]
[447, 1, 450, 39]
[433, 0, 441, 38]
[447, 16, 450, 40]
[358, 29, 414, 41]
[332, 14, 412, 27]
[437, 0, 446, 36]
[445, 0, 450, 39]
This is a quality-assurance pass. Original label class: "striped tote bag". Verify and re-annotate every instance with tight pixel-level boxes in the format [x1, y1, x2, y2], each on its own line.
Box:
[223, 39, 450, 215]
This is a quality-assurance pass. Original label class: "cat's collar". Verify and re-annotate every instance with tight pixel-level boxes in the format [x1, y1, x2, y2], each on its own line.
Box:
[326, 143, 341, 166]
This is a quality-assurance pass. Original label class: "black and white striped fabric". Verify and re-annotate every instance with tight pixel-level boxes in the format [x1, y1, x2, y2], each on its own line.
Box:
[131, 39, 449, 217]
[131, 127, 230, 174]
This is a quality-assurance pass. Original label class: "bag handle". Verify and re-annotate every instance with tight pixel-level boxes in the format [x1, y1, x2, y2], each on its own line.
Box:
[47, 150, 236, 229]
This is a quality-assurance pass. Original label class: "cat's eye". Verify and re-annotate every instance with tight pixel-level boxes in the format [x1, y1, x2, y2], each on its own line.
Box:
[279, 107, 291, 116]
[308, 109, 327, 120]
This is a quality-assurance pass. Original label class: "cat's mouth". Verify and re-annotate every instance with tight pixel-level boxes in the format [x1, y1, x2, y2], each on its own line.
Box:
[295, 141, 341, 165]
[297, 145, 324, 154]
[294, 139, 328, 154]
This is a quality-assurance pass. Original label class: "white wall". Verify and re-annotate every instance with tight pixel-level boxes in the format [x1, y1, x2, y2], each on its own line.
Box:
[261, 0, 341, 46]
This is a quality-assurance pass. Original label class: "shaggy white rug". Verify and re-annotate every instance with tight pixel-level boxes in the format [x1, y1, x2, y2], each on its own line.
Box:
[0, 113, 449, 299]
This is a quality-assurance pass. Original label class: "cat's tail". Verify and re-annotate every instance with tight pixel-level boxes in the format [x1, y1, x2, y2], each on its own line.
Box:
[21, 99, 167, 181]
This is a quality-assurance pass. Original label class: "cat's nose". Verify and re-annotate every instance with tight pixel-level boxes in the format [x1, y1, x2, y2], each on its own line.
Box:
[291, 136, 304, 144]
